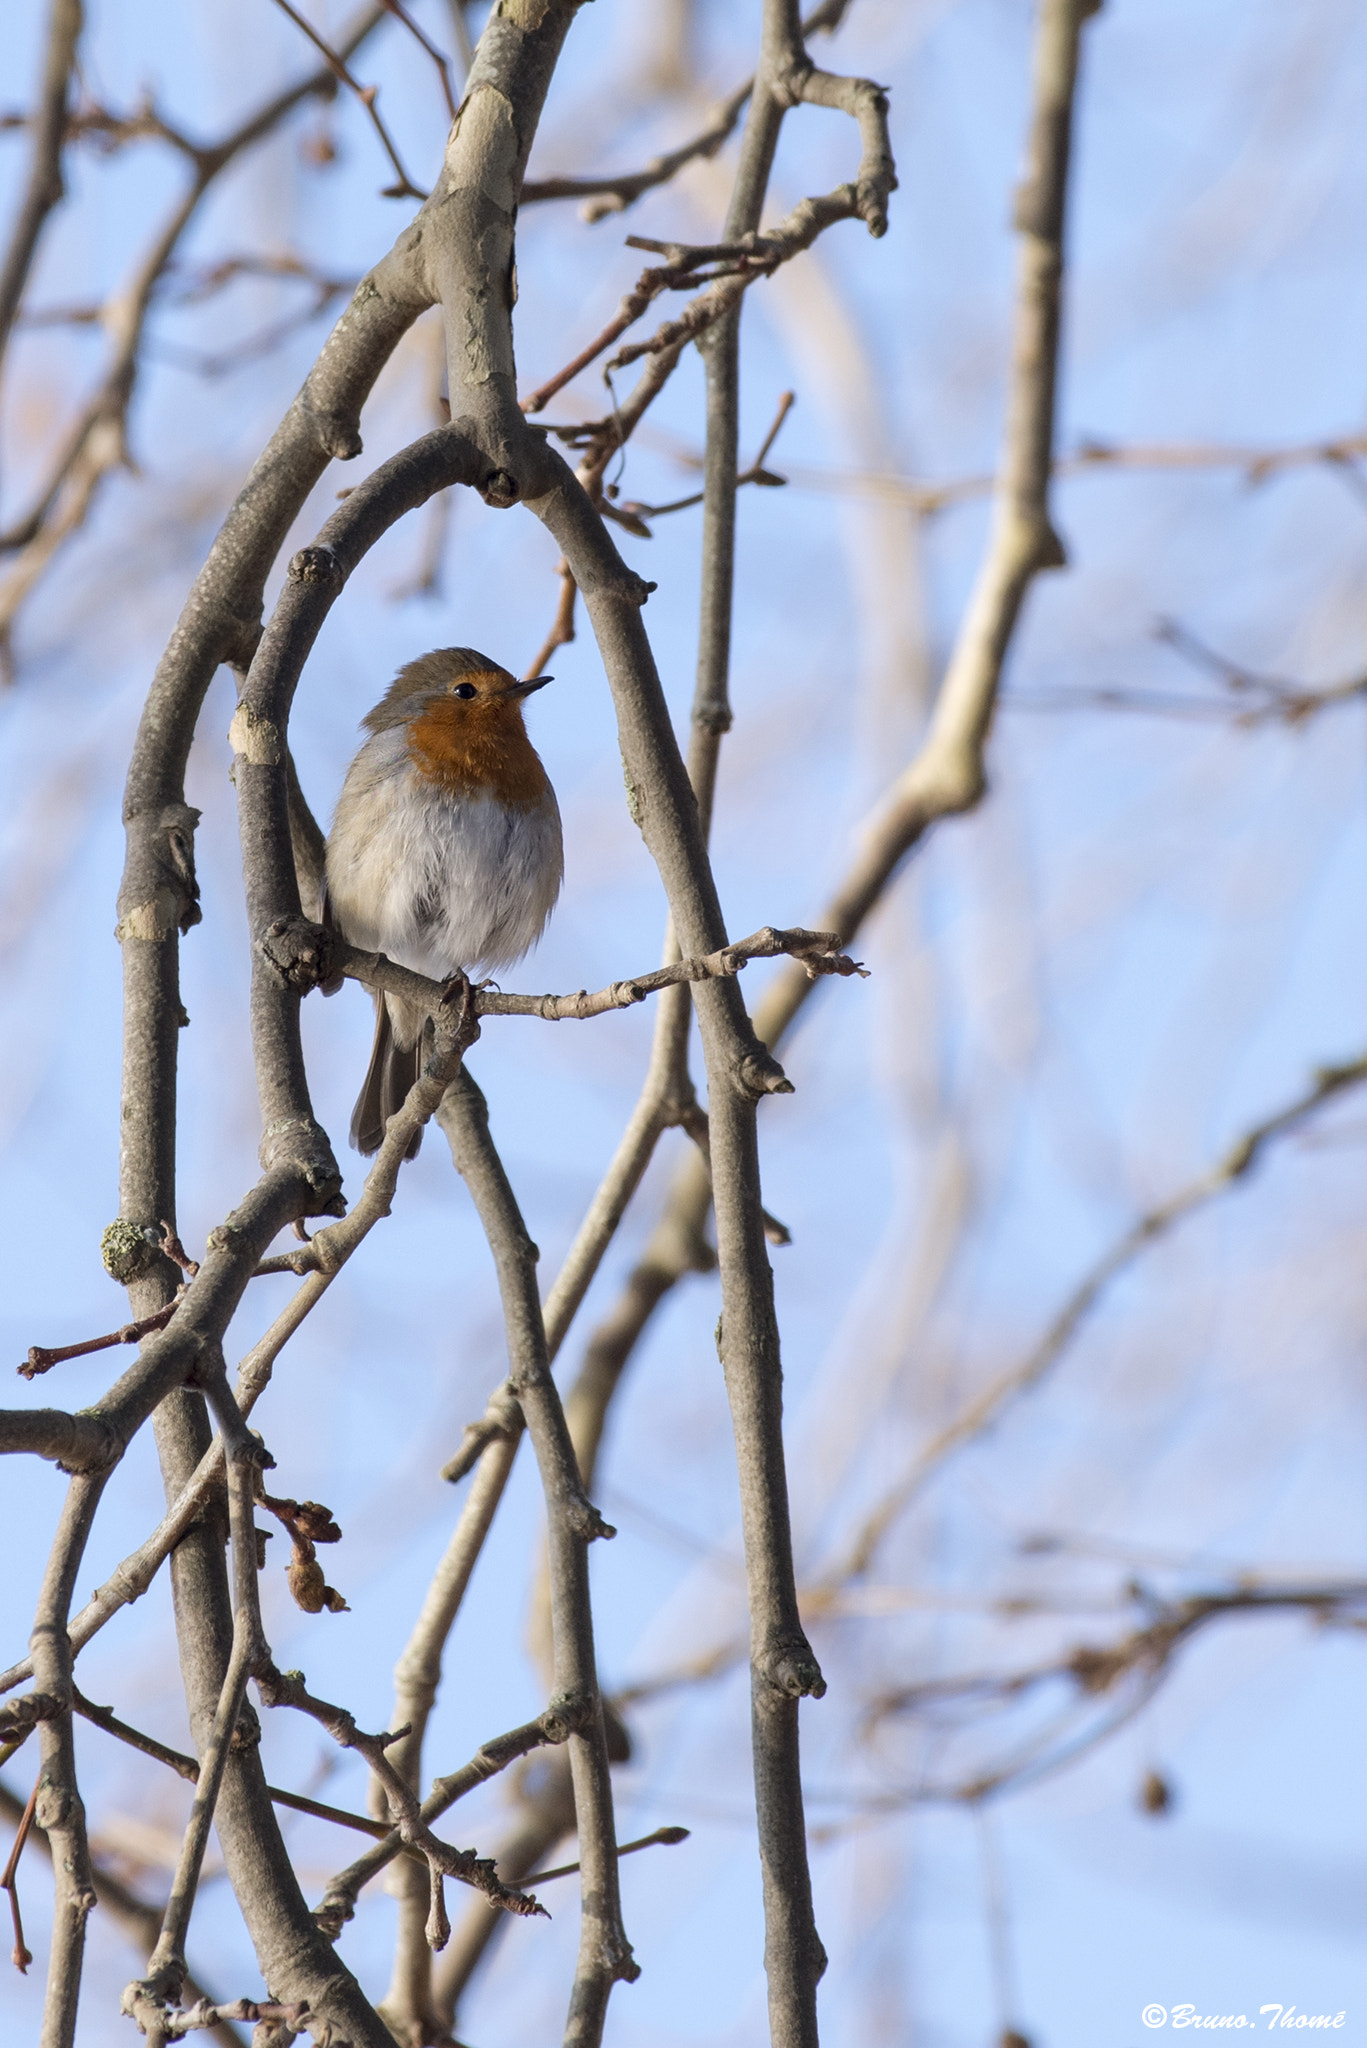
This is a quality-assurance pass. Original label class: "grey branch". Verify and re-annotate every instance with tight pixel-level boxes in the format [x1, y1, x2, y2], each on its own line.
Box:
[0, 1778, 248, 2048]
[0, 0, 83, 378]
[0, 3, 390, 645]
[317, 1700, 580, 1930]
[437, 1072, 638, 2039]
[274, 920, 864, 1023]
[869, 1580, 1367, 1804]
[520, 0, 852, 221]
[255, 1662, 546, 1922]
[31, 1475, 104, 2047]
[561, 0, 1101, 1666]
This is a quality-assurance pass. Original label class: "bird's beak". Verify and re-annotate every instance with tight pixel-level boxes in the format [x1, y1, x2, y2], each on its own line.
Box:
[503, 674, 553, 699]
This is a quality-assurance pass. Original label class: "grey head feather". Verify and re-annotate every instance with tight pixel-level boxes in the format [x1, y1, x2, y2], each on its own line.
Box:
[362, 647, 512, 734]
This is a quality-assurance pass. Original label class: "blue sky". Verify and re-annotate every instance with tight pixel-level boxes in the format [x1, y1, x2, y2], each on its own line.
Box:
[2, 1, 1367, 2042]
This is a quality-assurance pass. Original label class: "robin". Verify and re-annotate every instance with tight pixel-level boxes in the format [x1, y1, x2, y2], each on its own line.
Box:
[325, 646, 562, 1157]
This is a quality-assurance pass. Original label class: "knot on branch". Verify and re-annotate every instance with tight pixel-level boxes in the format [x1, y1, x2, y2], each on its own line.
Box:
[121, 1970, 186, 2037]
[774, 58, 816, 110]
[116, 804, 202, 941]
[228, 703, 283, 767]
[757, 1636, 827, 1700]
[480, 468, 520, 508]
[100, 1216, 163, 1284]
[539, 1690, 596, 1744]
[164, 1997, 311, 2040]
[441, 1381, 522, 1482]
[0, 1691, 63, 1742]
[736, 1047, 795, 1101]
[777, 927, 870, 981]
[257, 1114, 342, 1204]
[692, 702, 732, 736]
[299, 392, 362, 462]
[288, 542, 344, 588]
[311, 1889, 353, 1941]
[566, 1492, 617, 1544]
[259, 917, 337, 993]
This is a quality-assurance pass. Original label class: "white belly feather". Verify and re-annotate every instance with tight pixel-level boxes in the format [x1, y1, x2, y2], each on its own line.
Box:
[325, 727, 563, 1020]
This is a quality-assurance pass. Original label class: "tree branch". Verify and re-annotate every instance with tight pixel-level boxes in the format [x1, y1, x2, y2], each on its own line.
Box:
[30, 1474, 104, 2048]
[436, 1071, 637, 2041]
[519, 0, 853, 220]
[268, 0, 425, 200]
[833, 1049, 1367, 1579]
[559, 0, 1100, 1693]
[0, 1779, 248, 2048]
[0, 4, 394, 652]
[0, 0, 82, 380]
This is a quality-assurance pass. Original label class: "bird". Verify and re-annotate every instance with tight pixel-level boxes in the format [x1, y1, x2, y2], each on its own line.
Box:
[324, 645, 562, 1157]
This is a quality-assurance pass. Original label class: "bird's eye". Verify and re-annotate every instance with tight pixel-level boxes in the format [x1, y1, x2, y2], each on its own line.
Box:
[452, 682, 477, 700]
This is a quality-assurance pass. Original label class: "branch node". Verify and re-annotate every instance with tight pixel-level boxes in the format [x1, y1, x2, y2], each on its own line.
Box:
[99, 1217, 163, 1285]
[758, 1638, 827, 1700]
[259, 916, 338, 994]
[287, 542, 344, 588]
[567, 1495, 617, 1544]
[539, 1690, 595, 1744]
[480, 468, 520, 508]
[736, 1049, 795, 1100]
[298, 391, 363, 462]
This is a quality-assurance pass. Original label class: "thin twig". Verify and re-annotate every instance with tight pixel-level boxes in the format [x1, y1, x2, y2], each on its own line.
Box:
[0, 0, 83, 379]
[2, 1778, 39, 1973]
[20, 1291, 184, 1378]
[378, 0, 458, 119]
[519, 0, 852, 221]
[257, 1662, 547, 1927]
[559, 2, 1101, 1633]
[524, 557, 578, 678]
[123, 1425, 265, 2029]
[317, 1701, 575, 1931]
[518, 1824, 691, 1885]
[833, 1050, 1367, 1579]
[269, 0, 424, 198]
[616, 388, 794, 527]
[31, 1474, 105, 2044]
[519, 239, 782, 417]
[435, 1072, 637, 2027]
[0, 1778, 248, 2047]
[0, 4, 389, 649]
[294, 922, 865, 1028]
[867, 1581, 1367, 1803]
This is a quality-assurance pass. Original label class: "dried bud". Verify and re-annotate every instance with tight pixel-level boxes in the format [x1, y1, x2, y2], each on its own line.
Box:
[1140, 1769, 1174, 1817]
[292, 1500, 342, 1545]
[287, 1555, 328, 1613]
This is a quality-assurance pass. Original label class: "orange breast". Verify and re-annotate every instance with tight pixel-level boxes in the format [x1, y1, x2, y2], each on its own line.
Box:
[407, 698, 552, 807]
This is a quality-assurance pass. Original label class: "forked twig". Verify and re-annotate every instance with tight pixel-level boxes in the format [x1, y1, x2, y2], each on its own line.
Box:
[2, 1778, 39, 1973]
[269, 0, 425, 198]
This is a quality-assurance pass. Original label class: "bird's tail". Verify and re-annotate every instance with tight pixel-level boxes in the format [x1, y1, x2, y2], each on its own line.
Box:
[351, 997, 424, 1159]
